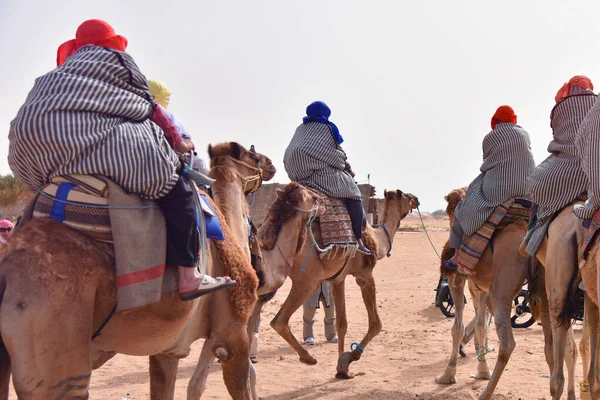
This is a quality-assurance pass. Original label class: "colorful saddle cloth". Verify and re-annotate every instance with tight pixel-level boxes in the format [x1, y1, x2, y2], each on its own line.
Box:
[316, 194, 358, 258]
[31, 175, 224, 311]
[581, 208, 600, 260]
[456, 198, 531, 275]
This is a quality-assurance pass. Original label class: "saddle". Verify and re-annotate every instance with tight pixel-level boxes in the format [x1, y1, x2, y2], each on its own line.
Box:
[29, 174, 224, 310]
[581, 208, 600, 260]
[456, 198, 531, 275]
[314, 194, 359, 258]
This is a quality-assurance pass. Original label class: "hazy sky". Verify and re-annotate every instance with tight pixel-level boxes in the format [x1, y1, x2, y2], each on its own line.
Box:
[1, 0, 598, 211]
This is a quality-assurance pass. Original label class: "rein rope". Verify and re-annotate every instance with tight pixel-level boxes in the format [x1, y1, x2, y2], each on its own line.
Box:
[417, 206, 441, 260]
[372, 223, 392, 257]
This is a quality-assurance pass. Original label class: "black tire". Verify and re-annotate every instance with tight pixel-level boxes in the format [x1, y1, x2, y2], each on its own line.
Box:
[511, 289, 535, 329]
[437, 286, 456, 318]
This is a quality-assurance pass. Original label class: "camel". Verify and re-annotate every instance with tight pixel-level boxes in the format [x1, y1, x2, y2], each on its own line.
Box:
[435, 199, 534, 399]
[529, 202, 598, 400]
[258, 188, 419, 378]
[0, 143, 260, 400]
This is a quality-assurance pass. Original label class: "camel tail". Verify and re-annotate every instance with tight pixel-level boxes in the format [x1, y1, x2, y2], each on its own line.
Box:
[557, 233, 581, 327]
[525, 256, 541, 322]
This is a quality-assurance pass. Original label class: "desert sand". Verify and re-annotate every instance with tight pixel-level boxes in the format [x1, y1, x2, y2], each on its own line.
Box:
[9, 215, 585, 399]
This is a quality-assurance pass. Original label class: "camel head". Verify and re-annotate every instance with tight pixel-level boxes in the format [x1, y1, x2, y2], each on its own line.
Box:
[444, 186, 467, 225]
[208, 142, 264, 193]
[259, 182, 324, 252]
[383, 189, 420, 221]
[249, 144, 276, 182]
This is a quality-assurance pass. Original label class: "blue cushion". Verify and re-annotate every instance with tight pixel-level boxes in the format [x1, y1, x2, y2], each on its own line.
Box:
[199, 194, 225, 241]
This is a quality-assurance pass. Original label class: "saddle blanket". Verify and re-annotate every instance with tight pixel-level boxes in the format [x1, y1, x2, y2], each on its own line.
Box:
[457, 198, 531, 275]
[32, 175, 224, 311]
[317, 194, 358, 257]
[581, 208, 600, 260]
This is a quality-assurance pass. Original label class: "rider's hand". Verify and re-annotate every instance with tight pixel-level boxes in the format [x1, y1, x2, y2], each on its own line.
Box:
[175, 139, 195, 154]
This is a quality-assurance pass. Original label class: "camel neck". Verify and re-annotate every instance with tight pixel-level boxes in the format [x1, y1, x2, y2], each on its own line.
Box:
[374, 205, 402, 260]
[211, 178, 251, 260]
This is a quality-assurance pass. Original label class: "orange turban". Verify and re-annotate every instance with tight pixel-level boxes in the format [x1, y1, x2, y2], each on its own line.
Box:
[555, 75, 594, 103]
[490, 105, 517, 130]
[56, 19, 128, 66]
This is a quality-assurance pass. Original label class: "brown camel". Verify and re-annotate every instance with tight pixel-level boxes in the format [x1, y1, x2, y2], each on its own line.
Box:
[0, 143, 260, 400]
[259, 188, 419, 378]
[185, 142, 276, 400]
[440, 187, 490, 356]
[530, 203, 597, 399]
[435, 211, 533, 399]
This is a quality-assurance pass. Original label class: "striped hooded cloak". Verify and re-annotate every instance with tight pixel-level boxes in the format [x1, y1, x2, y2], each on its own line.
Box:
[283, 122, 362, 200]
[525, 90, 596, 255]
[8, 46, 179, 200]
[454, 123, 535, 236]
[575, 95, 600, 218]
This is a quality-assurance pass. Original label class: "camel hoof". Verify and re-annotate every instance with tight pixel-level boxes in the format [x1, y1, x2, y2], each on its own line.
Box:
[471, 372, 491, 380]
[299, 355, 317, 365]
[435, 374, 457, 385]
[335, 370, 355, 379]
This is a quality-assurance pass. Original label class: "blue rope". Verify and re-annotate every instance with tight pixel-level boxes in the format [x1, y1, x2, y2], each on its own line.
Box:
[350, 342, 364, 355]
[301, 243, 316, 273]
[38, 189, 160, 209]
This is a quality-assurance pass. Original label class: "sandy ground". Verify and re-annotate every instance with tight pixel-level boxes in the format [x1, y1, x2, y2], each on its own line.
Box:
[9, 215, 586, 399]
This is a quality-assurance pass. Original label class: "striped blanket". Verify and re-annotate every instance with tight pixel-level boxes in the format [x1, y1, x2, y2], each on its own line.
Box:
[581, 208, 600, 260]
[457, 198, 531, 275]
[317, 195, 358, 257]
[32, 175, 173, 310]
[454, 123, 535, 236]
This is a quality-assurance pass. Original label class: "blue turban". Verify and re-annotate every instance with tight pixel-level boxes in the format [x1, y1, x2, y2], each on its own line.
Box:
[302, 101, 344, 144]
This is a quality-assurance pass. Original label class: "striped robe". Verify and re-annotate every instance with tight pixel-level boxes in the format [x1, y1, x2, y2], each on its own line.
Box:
[454, 123, 535, 236]
[524, 92, 596, 255]
[575, 95, 600, 218]
[283, 122, 362, 200]
[8, 46, 179, 200]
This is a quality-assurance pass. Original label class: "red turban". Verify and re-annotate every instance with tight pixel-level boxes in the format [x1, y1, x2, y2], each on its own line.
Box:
[490, 105, 517, 130]
[56, 19, 128, 66]
[555, 75, 594, 103]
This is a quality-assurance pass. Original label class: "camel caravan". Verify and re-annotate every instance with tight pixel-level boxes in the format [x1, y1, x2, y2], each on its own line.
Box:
[7, 18, 600, 400]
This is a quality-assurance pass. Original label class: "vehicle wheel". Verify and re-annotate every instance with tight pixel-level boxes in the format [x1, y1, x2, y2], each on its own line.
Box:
[437, 286, 456, 318]
[511, 289, 535, 329]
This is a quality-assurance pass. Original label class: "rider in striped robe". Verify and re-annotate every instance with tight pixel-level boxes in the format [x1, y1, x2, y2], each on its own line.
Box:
[525, 77, 596, 255]
[8, 19, 233, 300]
[442, 106, 535, 270]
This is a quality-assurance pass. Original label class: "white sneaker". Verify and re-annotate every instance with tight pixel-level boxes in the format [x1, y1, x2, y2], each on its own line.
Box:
[305, 337, 314, 345]
[329, 335, 338, 344]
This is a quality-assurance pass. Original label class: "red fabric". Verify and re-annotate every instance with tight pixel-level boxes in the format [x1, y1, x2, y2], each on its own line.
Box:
[490, 105, 517, 129]
[116, 264, 166, 287]
[555, 76, 594, 103]
[57, 19, 128, 66]
[150, 105, 183, 149]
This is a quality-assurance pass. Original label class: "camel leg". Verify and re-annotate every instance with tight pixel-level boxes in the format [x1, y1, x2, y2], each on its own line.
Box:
[537, 264, 555, 373]
[581, 309, 591, 395]
[471, 287, 491, 380]
[187, 339, 216, 399]
[478, 284, 521, 400]
[586, 296, 600, 399]
[436, 272, 467, 384]
[564, 327, 578, 400]
[149, 354, 181, 400]
[219, 337, 252, 400]
[336, 268, 382, 379]
[0, 338, 10, 400]
[270, 278, 321, 365]
[331, 281, 348, 357]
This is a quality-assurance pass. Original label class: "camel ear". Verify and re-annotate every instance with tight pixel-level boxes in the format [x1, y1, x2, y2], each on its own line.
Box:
[444, 195, 449, 202]
[230, 142, 243, 160]
[276, 188, 285, 200]
[396, 189, 403, 197]
[207, 144, 215, 159]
